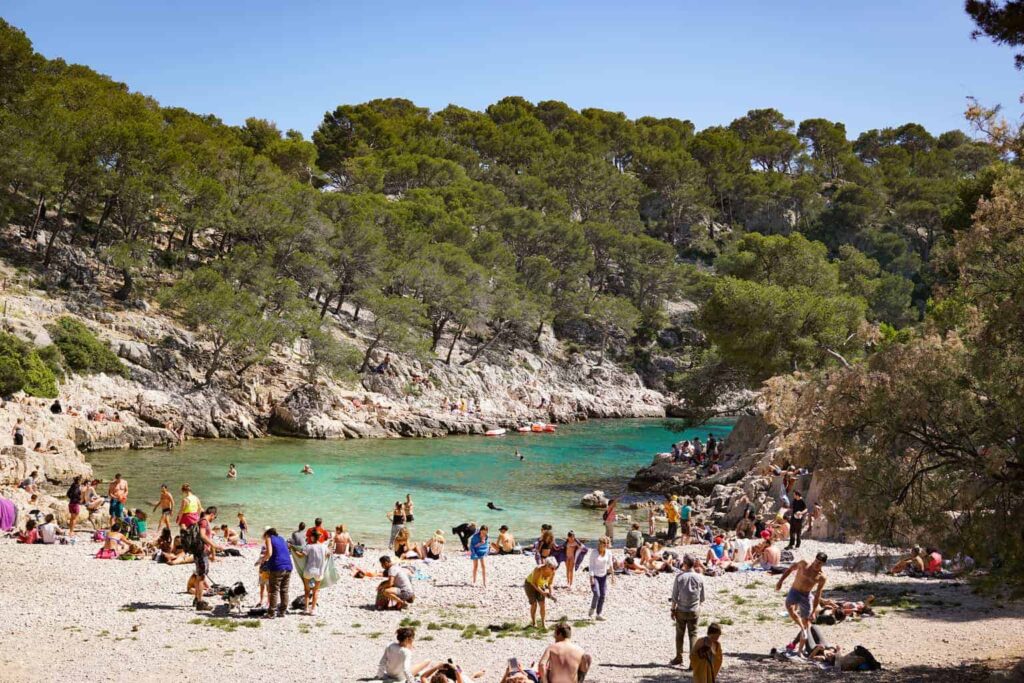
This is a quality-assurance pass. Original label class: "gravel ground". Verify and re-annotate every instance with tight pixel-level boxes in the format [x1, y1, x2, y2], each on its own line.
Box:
[0, 537, 1021, 682]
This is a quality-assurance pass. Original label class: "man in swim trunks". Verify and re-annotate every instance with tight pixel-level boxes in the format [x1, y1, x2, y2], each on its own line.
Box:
[776, 551, 828, 652]
[538, 623, 590, 683]
[152, 484, 174, 534]
[108, 473, 128, 520]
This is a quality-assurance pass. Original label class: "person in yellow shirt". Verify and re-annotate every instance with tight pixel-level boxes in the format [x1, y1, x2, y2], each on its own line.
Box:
[524, 557, 558, 628]
[691, 623, 723, 683]
[664, 495, 681, 543]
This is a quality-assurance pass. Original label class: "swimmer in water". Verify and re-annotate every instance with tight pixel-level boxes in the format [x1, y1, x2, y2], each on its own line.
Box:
[227, 464, 237, 479]
[516, 448, 524, 461]
[487, 502, 504, 511]
[301, 464, 314, 475]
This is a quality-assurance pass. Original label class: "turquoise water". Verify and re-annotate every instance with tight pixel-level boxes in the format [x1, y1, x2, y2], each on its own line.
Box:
[89, 419, 732, 545]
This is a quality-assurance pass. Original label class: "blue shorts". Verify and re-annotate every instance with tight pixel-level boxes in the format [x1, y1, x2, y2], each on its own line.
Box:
[109, 499, 124, 519]
[786, 588, 812, 619]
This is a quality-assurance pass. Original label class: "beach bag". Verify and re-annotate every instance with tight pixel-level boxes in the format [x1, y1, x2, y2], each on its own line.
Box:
[780, 549, 796, 563]
[352, 543, 365, 558]
[852, 645, 882, 670]
[180, 524, 203, 556]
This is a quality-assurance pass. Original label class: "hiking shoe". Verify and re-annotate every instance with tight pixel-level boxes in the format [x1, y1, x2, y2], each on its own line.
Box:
[669, 656, 683, 666]
[588, 609, 596, 618]
[595, 615, 606, 621]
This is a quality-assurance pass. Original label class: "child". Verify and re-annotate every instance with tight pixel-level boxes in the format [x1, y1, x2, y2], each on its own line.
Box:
[134, 509, 148, 538]
[237, 512, 249, 544]
[17, 520, 39, 544]
[255, 543, 269, 608]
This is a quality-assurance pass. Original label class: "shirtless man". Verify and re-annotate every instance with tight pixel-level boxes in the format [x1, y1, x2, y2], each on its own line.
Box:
[538, 623, 590, 683]
[492, 525, 517, 554]
[152, 484, 174, 534]
[107, 473, 128, 520]
[776, 551, 828, 652]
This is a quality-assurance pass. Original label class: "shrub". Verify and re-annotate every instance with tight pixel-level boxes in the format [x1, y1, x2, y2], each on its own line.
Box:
[48, 317, 128, 377]
[0, 333, 58, 398]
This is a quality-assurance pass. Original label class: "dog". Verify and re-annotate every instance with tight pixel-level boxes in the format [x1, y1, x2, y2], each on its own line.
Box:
[221, 581, 247, 615]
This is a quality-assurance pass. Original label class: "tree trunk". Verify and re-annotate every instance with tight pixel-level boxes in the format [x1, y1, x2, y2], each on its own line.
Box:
[27, 195, 45, 239]
[203, 342, 226, 387]
[319, 292, 334, 319]
[445, 324, 465, 365]
[113, 268, 133, 301]
[92, 195, 114, 249]
[42, 198, 68, 269]
[462, 322, 507, 366]
[352, 305, 362, 322]
[359, 339, 379, 373]
[430, 317, 448, 352]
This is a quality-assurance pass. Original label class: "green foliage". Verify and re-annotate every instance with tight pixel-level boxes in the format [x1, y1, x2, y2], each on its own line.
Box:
[48, 317, 128, 377]
[697, 277, 865, 380]
[0, 333, 58, 397]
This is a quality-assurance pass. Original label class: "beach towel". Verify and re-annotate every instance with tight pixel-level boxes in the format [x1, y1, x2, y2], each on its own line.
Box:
[0, 498, 17, 532]
[290, 549, 340, 588]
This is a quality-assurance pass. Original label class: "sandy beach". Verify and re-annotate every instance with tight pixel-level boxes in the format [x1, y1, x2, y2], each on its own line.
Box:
[1, 536, 1021, 682]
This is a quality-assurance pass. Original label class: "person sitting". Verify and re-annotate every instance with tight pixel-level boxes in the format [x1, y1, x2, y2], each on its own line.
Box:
[425, 529, 446, 560]
[50, 399, 63, 414]
[492, 525, 516, 555]
[219, 524, 241, 545]
[38, 513, 62, 544]
[625, 523, 644, 552]
[18, 470, 39, 494]
[538, 622, 590, 683]
[753, 538, 782, 570]
[162, 534, 194, 565]
[705, 536, 728, 566]
[377, 556, 415, 609]
[96, 520, 131, 559]
[333, 524, 353, 555]
[393, 527, 425, 560]
[376, 626, 435, 682]
[16, 520, 39, 544]
[888, 546, 924, 575]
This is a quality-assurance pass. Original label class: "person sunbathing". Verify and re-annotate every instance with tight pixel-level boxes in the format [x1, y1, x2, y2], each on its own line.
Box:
[821, 595, 875, 617]
[96, 520, 132, 559]
[492, 525, 516, 554]
[163, 535, 194, 565]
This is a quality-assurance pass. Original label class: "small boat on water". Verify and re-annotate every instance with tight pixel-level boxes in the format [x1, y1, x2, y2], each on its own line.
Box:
[484, 428, 507, 437]
[526, 422, 557, 433]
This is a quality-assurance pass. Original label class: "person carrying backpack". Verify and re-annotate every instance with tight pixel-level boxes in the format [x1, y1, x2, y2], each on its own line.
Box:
[189, 507, 223, 610]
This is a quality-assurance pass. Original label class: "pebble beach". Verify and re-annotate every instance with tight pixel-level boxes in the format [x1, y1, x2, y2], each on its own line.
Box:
[1, 537, 1021, 682]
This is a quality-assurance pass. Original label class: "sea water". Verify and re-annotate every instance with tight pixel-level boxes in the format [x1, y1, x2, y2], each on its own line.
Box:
[89, 418, 732, 545]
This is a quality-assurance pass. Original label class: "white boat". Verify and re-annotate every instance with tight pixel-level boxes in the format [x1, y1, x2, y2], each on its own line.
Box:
[484, 428, 507, 437]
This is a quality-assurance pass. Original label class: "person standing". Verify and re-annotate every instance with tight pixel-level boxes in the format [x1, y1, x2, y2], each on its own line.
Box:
[153, 484, 174, 534]
[469, 525, 490, 587]
[603, 499, 617, 542]
[786, 490, 807, 550]
[664, 495, 680, 543]
[192, 506, 223, 611]
[403, 494, 415, 530]
[260, 527, 293, 619]
[107, 473, 128, 520]
[524, 558, 558, 628]
[670, 554, 705, 668]
[387, 501, 406, 546]
[588, 536, 612, 621]
[66, 476, 82, 535]
[564, 530, 583, 589]
[296, 536, 328, 616]
[12, 419, 26, 446]
[691, 623, 723, 683]
[177, 483, 201, 528]
[679, 497, 693, 542]
[776, 551, 828, 653]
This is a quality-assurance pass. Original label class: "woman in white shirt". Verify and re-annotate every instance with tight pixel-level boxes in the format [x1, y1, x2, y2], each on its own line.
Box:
[588, 536, 613, 620]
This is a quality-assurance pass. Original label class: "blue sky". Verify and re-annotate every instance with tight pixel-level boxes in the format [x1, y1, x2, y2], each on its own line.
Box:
[4, 1, 1022, 138]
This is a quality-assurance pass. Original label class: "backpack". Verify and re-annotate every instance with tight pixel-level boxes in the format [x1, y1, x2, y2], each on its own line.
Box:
[124, 517, 140, 541]
[852, 645, 882, 670]
[181, 523, 204, 556]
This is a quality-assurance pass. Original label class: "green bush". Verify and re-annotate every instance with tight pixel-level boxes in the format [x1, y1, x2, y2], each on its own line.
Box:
[0, 333, 59, 398]
[48, 317, 129, 377]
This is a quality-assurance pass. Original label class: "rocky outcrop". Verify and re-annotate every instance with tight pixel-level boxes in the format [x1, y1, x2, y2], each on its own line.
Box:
[0, 444, 91, 487]
[581, 490, 609, 508]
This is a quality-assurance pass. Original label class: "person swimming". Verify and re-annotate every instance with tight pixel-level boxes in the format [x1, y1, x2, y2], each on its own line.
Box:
[516, 448, 524, 461]
[487, 502, 504, 511]
[301, 464, 314, 475]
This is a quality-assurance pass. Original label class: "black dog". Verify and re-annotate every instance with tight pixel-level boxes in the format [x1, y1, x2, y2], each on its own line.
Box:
[221, 581, 247, 614]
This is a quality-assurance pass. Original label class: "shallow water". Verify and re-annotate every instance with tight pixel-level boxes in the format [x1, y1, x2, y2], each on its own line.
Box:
[89, 418, 731, 545]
